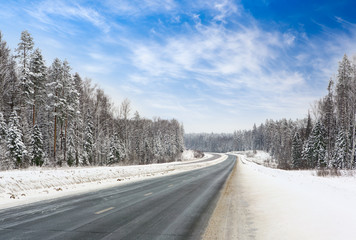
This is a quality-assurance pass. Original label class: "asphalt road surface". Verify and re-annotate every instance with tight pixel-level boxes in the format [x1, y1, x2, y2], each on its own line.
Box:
[0, 155, 236, 240]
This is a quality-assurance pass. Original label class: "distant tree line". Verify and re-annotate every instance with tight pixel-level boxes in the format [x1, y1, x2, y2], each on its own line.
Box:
[184, 133, 236, 153]
[0, 30, 184, 170]
[186, 54, 356, 170]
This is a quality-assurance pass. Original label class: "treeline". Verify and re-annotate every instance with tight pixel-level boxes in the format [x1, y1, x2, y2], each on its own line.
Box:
[0, 30, 184, 170]
[186, 54, 356, 170]
[236, 54, 356, 170]
[184, 133, 236, 153]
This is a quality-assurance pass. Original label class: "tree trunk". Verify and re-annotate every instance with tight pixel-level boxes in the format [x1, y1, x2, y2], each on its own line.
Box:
[53, 112, 57, 164]
[64, 117, 68, 164]
[32, 104, 35, 126]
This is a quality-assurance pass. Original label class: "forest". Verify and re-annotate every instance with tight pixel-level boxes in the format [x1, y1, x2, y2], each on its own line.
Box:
[184, 133, 235, 153]
[0, 30, 184, 170]
[186, 54, 356, 170]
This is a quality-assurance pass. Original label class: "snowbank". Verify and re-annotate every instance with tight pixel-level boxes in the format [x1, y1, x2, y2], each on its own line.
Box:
[181, 149, 195, 160]
[0, 153, 226, 209]
[205, 152, 356, 239]
[231, 150, 277, 167]
[234, 152, 356, 239]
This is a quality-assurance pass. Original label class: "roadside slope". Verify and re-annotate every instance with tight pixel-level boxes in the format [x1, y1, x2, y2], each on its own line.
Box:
[204, 154, 356, 240]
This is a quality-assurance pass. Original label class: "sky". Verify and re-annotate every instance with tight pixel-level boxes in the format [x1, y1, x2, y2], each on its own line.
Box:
[1, 0, 356, 133]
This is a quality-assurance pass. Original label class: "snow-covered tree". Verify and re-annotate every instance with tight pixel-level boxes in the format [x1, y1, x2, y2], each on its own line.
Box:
[15, 30, 34, 70]
[0, 112, 8, 168]
[336, 54, 353, 131]
[31, 124, 44, 166]
[311, 121, 327, 168]
[83, 109, 94, 165]
[291, 131, 303, 169]
[16, 31, 35, 115]
[7, 111, 27, 168]
[0, 112, 6, 141]
[108, 133, 125, 164]
[302, 137, 313, 169]
[66, 132, 76, 167]
[320, 79, 336, 165]
[29, 48, 46, 126]
[331, 130, 349, 169]
[47, 58, 65, 164]
[0, 31, 186, 169]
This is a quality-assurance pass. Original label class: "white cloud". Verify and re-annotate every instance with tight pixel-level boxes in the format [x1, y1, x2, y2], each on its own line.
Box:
[127, 22, 302, 95]
[26, 0, 110, 33]
[213, 0, 239, 22]
[104, 0, 177, 16]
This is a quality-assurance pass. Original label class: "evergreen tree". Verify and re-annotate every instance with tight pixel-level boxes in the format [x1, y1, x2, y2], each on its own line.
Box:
[311, 121, 327, 168]
[15, 30, 34, 70]
[302, 138, 313, 168]
[331, 130, 349, 169]
[83, 109, 94, 165]
[291, 131, 303, 169]
[47, 58, 64, 164]
[0, 112, 6, 141]
[108, 134, 124, 164]
[29, 48, 46, 126]
[31, 124, 44, 166]
[321, 79, 336, 165]
[7, 111, 27, 168]
[0, 112, 8, 168]
[66, 132, 75, 166]
[0, 31, 18, 114]
[304, 112, 313, 140]
[16, 30, 34, 115]
[336, 54, 352, 131]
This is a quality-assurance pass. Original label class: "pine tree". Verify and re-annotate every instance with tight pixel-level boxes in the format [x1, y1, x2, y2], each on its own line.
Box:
[15, 30, 34, 70]
[304, 112, 313, 140]
[7, 111, 27, 168]
[16, 30, 35, 118]
[0, 112, 8, 169]
[0, 112, 6, 141]
[331, 130, 349, 169]
[47, 58, 64, 164]
[66, 132, 75, 166]
[311, 121, 327, 168]
[108, 133, 124, 164]
[321, 79, 336, 166]
[83, 109, 94, 165]
[29, 48, 46, 126]
[302, 138, 313, 169]
[72, 73, 84, 166]
[0, 32, 15, 113]
[31, 124, 44, 166]
[291, 131, 303, 169]
[336, 54, 352, 131]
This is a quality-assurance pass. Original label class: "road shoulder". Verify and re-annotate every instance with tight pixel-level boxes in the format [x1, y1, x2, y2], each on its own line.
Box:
[202, 155, 256, 240]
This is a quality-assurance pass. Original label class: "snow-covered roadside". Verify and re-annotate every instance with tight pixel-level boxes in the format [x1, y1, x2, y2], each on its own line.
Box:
[204, 152, 356, 240]
[0, 153, 227, 210]
[237, 153, 356, 239]
[232, 150, 277, 168]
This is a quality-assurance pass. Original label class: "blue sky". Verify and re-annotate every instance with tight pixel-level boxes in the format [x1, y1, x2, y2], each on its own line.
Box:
[1, 0, 356, 133]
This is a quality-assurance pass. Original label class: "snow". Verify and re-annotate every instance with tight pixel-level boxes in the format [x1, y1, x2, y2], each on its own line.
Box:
[220, 151, 356, 239]
[233, 150, 277, 167]
[181, 149, 195, 160]
[0, 152, 227, 209]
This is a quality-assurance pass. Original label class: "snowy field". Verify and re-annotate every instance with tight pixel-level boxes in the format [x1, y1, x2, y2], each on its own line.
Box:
[0, 152, 227, 210]
[225, 152, 356, 239]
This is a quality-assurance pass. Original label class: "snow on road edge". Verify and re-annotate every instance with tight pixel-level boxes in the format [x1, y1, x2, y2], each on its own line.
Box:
[204, 152, 356, 240]
[0, 153, 227, 209]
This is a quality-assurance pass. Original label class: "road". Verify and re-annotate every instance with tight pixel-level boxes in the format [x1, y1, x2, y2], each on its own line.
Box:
[0, 154, 236, 240]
